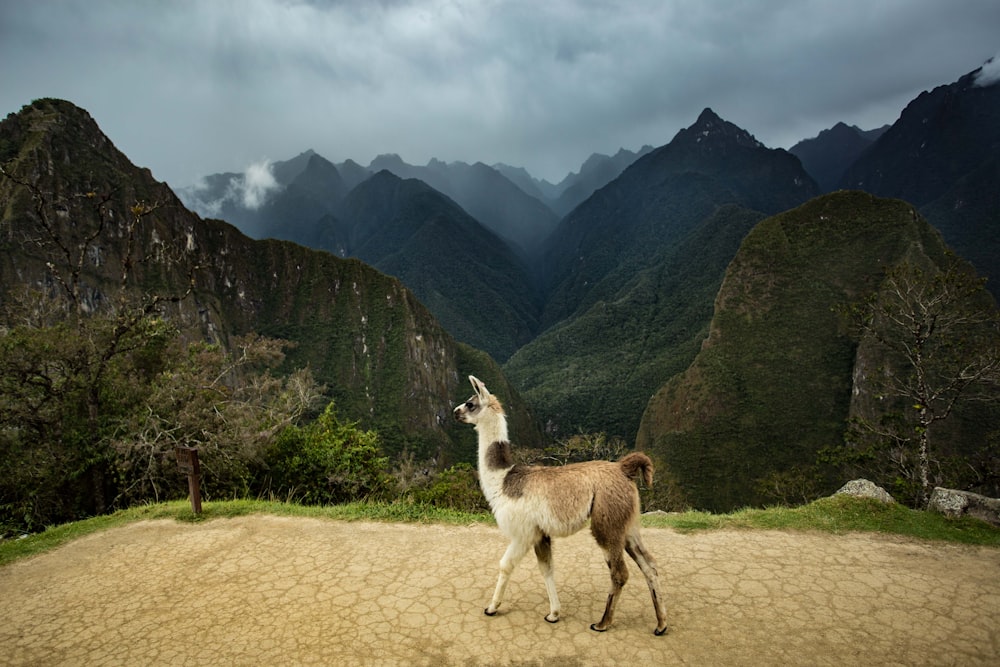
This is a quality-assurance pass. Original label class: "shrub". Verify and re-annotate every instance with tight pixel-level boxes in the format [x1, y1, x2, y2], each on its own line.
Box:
[412, 463, 488, 512]
[264, 402, 392, 505]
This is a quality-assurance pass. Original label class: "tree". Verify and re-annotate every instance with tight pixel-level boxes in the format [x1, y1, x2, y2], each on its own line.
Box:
[843, 255, 1000, 505]
[532, 431, 629, 466]
[0, 167, 199, 529]
[111, 335, 324, 506]
[0, 166, 323, 532]
[0, 290, 178, 531]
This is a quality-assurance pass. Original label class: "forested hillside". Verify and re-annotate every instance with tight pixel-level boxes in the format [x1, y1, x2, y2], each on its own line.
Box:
[505, 109, 819, 439]
[636, 192, 999, 511]
[0, 99, 541, 528]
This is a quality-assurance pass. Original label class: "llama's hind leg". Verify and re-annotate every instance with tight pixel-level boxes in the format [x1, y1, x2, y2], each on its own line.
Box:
[590, 548, 629, 632]
[486, 539, 531, 616]
[625, 531, 669, 636]
[534, 534, 560, 623]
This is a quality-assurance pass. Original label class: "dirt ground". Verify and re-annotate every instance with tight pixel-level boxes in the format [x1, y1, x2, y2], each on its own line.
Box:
[1, 516, 998, 666]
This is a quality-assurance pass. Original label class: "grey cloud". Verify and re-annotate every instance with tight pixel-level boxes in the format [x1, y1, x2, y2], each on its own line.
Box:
[1, 0, 997, 186]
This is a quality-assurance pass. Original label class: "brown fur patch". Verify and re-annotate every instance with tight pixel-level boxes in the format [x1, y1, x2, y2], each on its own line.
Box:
[538, 463, 600, 524]
[533, 534, 552, 563]
[502, 465, 529, 497]
[485, 440, 514, 470]
[487, 395, 506, 416]
[589, 463, 641, 549]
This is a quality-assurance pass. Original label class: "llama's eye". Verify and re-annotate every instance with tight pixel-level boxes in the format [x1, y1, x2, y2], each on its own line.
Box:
[465, 401, 476, 410]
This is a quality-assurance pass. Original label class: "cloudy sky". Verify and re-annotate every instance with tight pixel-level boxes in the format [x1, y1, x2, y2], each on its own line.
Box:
[1, 0, 998, 187]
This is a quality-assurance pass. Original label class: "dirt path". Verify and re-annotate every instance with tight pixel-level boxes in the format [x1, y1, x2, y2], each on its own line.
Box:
[1, 516, 998, 666]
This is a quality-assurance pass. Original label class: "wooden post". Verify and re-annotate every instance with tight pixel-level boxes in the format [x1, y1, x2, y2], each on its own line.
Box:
[175, 446, 203, 514]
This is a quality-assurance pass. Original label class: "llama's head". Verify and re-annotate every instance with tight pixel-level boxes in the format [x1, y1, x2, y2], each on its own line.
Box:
[453, 375, 505, 425]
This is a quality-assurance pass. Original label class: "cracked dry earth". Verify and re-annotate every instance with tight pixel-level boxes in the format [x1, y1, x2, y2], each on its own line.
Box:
[1, 517, 998, 666]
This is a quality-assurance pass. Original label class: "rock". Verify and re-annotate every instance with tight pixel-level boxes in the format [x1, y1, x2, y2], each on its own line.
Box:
[928, 487, 1000, 526]
[834, 479, 895, 504]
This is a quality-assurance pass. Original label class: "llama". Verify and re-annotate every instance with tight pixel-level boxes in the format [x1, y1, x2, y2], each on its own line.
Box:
[453, 375, 668, 635]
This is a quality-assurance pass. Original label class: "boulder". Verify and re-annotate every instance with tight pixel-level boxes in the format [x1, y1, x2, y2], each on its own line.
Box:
[928, 487, 1000, 526]
[834, 479, 895, 504]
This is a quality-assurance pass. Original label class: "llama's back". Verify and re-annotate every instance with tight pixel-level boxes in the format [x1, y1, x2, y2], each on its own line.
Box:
[494, 459, 643, 540]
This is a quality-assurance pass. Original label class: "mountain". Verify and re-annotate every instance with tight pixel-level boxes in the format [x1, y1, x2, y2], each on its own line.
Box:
[789, 122, 888, 191]
[335, 158, 374, 191]
[336, 170, 542, 361]
[271, 148, 325, 184]
[549, 146, 655, 216]
[0, 98, 540, 462]
[504, 204, 764, 440]
[366, 155, 559, 259]
[177, 149, 347, 246]
[179, 152, 545, 360]
[253, 153, 347, 248]
[540, 108, 819, 329]
[635, 191, 990, 512]
[505, 109, 820, 439]
[839, 64, 1000, 296]
[490, 162, 550, 201]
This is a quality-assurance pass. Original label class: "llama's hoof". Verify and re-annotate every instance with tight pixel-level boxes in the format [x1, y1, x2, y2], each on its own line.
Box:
[544, 613, 559, 624]
[484, 608, 498, 617]
[589, 623, 608, 633]
[654, 625, 669, 636]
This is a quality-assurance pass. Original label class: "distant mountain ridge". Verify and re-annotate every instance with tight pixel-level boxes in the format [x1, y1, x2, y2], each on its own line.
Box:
[839, 63, 1000, 295]
[181, 150, 563, 260]
[336, 170, 542, 361]
[789, 122, 889, 191]
[180, 145, 658, 263]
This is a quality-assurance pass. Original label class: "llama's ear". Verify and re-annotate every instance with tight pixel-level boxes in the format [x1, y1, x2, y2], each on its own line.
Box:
[469, 375, 488, 398]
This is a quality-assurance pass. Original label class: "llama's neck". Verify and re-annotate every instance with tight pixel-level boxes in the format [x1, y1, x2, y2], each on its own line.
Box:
[475, 412, 508, 446]
[475, 413, 510, 502]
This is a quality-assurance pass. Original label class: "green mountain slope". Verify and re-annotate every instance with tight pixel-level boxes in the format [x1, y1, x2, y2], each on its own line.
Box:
[635, 192, 966, 511]
[505, 204, 764, 440]
[506, 109, 818, 438]
[540, 108, 819, 330]
[0, 99, 539, 461]
[340, 170, 542, 362]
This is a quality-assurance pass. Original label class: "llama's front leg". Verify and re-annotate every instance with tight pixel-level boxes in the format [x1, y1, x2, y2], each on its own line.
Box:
[485, 540, 531, 616]
[590, 550, 628, 632]
[626, 534, 669, 636]
[534, 535, 560, 623]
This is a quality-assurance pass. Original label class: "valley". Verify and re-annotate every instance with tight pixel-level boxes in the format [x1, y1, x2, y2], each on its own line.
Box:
[2, 61, 998, 517]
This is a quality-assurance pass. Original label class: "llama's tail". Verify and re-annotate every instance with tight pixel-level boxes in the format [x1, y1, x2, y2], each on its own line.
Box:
[618, 452, 654, 487]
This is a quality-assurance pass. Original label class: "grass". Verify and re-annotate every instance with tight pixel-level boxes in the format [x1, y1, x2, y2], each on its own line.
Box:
[642, 495, 1000, 545]
[2, 495, 998, 567]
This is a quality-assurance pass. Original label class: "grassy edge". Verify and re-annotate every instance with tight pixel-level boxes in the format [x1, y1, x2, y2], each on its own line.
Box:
[0, 499, 493, 567]
[642, 495, 1000, 545]
[3, 495, 998, 567]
